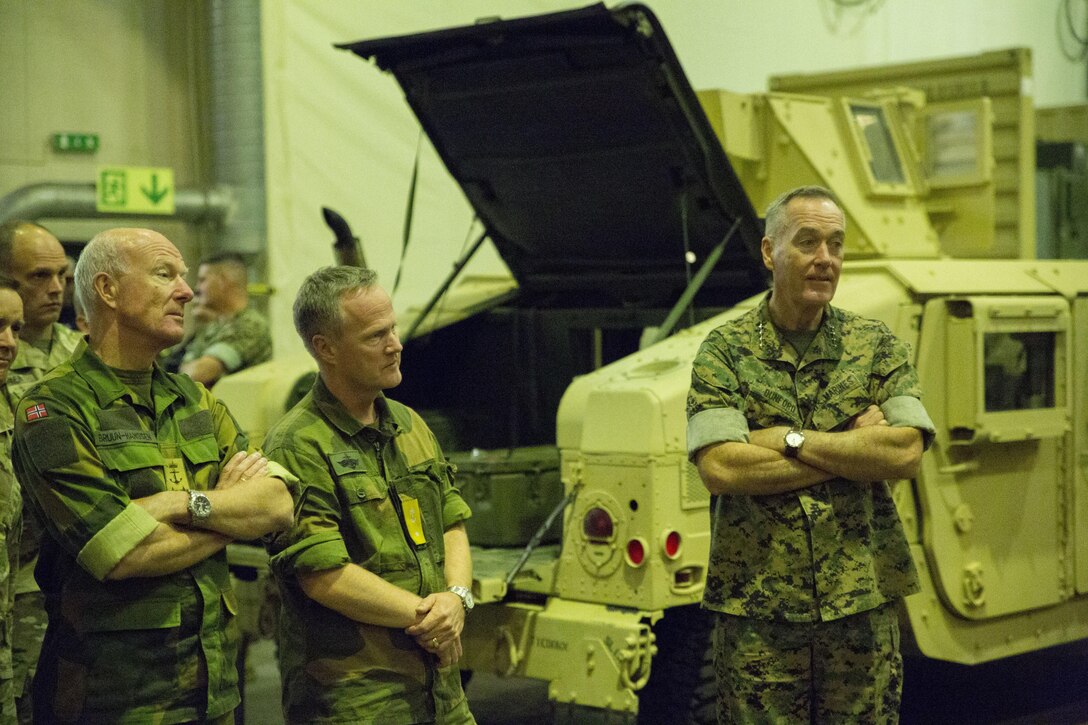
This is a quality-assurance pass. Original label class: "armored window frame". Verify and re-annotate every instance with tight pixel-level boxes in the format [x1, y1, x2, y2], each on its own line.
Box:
[841, 98, 916, 197]
[945, 296, 1069, 444]
[920, 98, 994, 189]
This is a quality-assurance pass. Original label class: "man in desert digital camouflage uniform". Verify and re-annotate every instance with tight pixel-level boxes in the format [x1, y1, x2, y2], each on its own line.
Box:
[686, 186, 934, 723]
[171, 252, 271, 387]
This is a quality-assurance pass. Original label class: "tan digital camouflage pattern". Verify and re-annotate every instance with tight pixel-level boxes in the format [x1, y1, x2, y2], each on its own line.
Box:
[3, 322, 82, 724]
[714, 604, 904, 723]
[4, 324, 84, 409]
[180, 307, 272, 374]
[264, 376, 474, 725]
[11, 343, 245, 723]
[687, 295, 928, 622]
[0, 398, 21, 725]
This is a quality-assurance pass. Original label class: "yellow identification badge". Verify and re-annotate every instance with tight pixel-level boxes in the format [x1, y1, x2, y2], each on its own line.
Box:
[401, 496, 427, 546]
[163, 458, 190, 491]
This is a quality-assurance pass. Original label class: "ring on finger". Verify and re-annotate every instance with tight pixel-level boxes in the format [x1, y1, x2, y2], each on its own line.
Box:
[432, 637, 439, 648]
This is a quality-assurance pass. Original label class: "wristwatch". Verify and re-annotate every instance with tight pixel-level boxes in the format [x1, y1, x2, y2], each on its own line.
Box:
[448, 585, 475, 613]
[188, 490, 213, 527]
[783, 429, 806, 458]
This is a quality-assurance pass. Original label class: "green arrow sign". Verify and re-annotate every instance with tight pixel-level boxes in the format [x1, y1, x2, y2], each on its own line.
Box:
[96, 166, 176, 215]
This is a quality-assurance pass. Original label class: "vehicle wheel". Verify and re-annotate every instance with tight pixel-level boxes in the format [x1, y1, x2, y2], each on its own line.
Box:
[637, 605, 716, 725]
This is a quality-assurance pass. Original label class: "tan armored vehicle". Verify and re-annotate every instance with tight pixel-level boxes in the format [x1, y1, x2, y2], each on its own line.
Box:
[217, 4, 1088, 722]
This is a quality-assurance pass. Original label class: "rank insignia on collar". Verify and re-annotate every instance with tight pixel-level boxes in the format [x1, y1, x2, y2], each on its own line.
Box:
[25, 403, 49, 422]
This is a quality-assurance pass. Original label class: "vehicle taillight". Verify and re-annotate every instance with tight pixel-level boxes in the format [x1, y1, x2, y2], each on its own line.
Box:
[626, 538, 647, 567]
[583, 507, 614, 541]
[663, 530, 682, 559]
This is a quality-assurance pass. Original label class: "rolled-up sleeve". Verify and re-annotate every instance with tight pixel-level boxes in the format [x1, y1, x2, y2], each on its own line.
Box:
[881, 395, 936, 451]
[686, 330, 750, 460]
[265, 446, 351, 576]
[77, 503, 160, 581]
[13, 397, 150, 577]
[871, 331, 936, 451]
[686, 408, 749, 460]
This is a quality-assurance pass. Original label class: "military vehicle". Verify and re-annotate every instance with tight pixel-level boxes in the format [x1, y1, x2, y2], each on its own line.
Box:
[216, 4, 1088, 722]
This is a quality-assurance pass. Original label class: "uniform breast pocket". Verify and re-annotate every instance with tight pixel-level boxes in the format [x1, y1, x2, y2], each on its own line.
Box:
[333, 464, 416, 576]
[179, 436, 222, 489]
[811, 374, 870, 432]
[97, 444, 165, 499]
[397, 463, 447, 559]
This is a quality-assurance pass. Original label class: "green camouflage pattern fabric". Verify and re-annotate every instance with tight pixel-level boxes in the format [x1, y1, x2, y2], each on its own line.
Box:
[180, 307, 272, 375]
[687, 295, 933, 622]
[4, 323, 84, 409]
[11, 342, 246, 723]
[5, 323, 84, 593]
[714, 604, 904, 723]
[264, 376, 474, 725]
[4, 322, 82, 724]
[0, 398, 21, 725]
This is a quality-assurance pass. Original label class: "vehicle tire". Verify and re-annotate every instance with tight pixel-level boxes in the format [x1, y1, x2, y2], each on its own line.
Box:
[637, 605, 716, 725]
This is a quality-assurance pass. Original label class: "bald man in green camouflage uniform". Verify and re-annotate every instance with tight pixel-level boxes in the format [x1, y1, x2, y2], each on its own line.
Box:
[265, 266, 475, 724]
[11, 228, 293, 723]
[687, 187, 934, 723]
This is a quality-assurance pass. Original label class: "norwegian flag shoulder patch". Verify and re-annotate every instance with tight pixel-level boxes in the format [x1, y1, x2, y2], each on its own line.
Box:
[25, 403, 49, 422]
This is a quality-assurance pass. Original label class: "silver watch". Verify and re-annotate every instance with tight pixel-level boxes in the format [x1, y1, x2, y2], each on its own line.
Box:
[188, 490, 212, 526]
[448, 585, 475, 613]
[783, 429, 806, 459]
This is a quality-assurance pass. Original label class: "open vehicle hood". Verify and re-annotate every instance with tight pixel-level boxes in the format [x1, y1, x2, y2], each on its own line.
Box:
[340, 3, 765, 309]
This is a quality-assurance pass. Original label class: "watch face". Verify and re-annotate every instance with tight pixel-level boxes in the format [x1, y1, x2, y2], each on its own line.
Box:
[190, 492, 212, 519]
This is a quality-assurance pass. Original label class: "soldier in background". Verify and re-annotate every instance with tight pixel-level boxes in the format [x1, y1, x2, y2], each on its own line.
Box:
[264, 266, 475, 724]
[0, 276, 24, 724]
[11, 228, 293, 723]
[171, 252, 271, 387]
[0, 221, 83, 723]
[686, 186, 935, 723]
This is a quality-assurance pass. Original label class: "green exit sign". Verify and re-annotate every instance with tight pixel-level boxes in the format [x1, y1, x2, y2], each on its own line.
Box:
[52, 132, 99, 154]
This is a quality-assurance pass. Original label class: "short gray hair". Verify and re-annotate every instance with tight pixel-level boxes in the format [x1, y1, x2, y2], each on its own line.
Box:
[763, 185, 842, 244]
[293, 266, 379, 355]
[74, 229, 134, 318]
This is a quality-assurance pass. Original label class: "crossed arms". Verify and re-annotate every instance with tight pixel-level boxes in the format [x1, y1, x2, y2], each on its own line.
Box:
[694, 404, 924, 497]
[109, 451, 294, 579]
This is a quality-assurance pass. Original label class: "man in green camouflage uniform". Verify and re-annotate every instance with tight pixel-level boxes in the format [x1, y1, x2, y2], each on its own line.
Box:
[11, 228, 293, 723]
[0, 277, 25, 724]
[172, 252, 271, 387]
[686, 187, 934, 723]
[265, 266, 476, 724]
[0, 221, 84, 723]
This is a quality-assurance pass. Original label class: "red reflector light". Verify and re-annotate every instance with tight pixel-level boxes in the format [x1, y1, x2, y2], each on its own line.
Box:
[583, 507, 614, 541]
[664, 530, 682, 559]
[626, 538, 646, 567]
